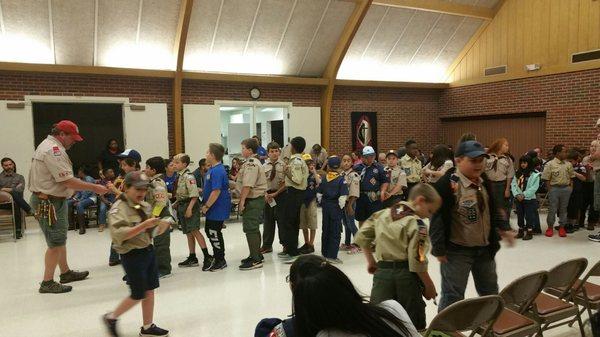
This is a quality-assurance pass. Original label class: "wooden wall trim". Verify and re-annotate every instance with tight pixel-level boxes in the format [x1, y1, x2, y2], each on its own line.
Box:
[0, 61, 176, 78]
[373, 0, 495, 20]
[173, 0, 194, 153]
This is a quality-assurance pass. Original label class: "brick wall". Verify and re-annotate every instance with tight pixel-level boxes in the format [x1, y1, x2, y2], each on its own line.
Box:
[329, 86, 442, 156]
[440, 68, 600, 152]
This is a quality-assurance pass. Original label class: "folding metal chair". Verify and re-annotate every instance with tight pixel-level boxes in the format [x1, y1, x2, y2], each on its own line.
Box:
[423, 295, 504, 337]
[0, 191, 17, 241]
[528, 258, 588, 336]
[480, 271, 548, 337]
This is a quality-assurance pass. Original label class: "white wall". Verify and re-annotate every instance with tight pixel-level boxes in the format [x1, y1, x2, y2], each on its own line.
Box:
[123, 103, 170, 161]
[0, 101, 35, 198]
[289, 106, 321, 152]
[184, 104, 221, 164]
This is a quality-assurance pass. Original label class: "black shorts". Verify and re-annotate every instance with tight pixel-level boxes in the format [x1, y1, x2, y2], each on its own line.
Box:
[355, 194, 383, 222]
[121, 245, 159, 300]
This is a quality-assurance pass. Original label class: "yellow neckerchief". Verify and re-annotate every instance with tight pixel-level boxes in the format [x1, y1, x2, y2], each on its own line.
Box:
[326, 171, 339, 182]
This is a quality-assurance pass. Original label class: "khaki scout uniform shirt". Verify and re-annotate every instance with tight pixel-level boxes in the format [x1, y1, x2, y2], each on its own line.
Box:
[309, 149, 328, 168]
[423, 160, 454, 184]
[109, 197, 152, 254]
[485, 154, 515, 182]
[236, 157, 268, 198]
[582, 156, 595, 182]
[342, 169, 360, 198]
[385, 165, 408, 196]
[28, 135, 75, 198]
[400, 154, 422, 183]
[285, 154, 309, 190]
[355, 202, 429, 273]
[591, 138, 600, 170]
[263, 158, 285, 192]
[450, 170, 491, 247]
[146, 174, 169, 218]
[175, 168, 199, 201]
[541, 158, 575, 186]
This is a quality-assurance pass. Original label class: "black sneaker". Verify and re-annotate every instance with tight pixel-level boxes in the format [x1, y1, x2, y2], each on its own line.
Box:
[589, 233, 600, 242]
[59, 270, 89, 284]
[39, 280, 72, 294]
[139, 324, 169, 337]
[178, 256, 199, 268]
[202, 256, 215, 271]
[102, 314, 119, 337]
[565, 224, 575, 234]
[299, 244, 315, 255]
[523, 231, 533, 241]
[516, 229, 524, 239]
[239, 258, 263, 270]
[241, 254, 264, 263]
[208, 259, 227, 272]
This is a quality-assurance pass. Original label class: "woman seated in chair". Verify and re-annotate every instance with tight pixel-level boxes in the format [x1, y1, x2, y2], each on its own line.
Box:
[255, 255, 421, 337]
[67, 166, 97, 235]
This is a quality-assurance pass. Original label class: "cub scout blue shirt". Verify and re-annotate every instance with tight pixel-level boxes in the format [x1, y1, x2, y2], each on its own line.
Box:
[318, 175, 348, 203]
[355, 162, 389, 192]
[203, 163, 231, 221]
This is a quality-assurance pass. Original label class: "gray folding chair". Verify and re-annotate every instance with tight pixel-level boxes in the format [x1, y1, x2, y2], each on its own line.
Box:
[0, 191, 17, 241]
[480, 271, 547, 337]
[423, 295, 504, 337]
[528, 258, 587, 336]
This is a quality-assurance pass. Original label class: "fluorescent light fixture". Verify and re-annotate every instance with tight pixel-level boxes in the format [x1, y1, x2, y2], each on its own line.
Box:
[220, 107, 240, 111]
[337, 58, 447, 83]
[230, 114, 244, 124]
[184, 52, 284, 75]
[102, 42, 174, 70]
[0, 33, 53, 64]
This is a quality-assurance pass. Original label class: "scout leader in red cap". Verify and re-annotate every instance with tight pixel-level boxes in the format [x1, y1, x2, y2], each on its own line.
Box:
[54, 120, 84, 144]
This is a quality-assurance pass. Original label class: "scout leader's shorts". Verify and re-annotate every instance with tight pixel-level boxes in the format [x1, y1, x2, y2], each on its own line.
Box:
[370, 260, 426, 330]
[30, 194, 68, 248]
[121, 245, 159, 300]
[177, 200, 202, 234]
[355, 193, 383, 222]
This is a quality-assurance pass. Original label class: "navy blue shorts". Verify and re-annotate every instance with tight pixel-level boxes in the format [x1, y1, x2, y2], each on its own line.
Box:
[355, 194, 383, 222]
[121, 245, 159, 300]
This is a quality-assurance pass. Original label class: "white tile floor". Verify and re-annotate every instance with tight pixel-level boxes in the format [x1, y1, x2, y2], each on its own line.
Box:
[0, 211, 597, 337]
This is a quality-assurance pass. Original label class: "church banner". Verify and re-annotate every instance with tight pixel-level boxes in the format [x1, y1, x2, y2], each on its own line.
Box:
[351, 111, 377, 152]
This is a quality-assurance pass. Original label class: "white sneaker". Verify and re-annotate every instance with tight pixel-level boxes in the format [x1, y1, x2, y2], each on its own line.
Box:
[327, 258, 343, 264]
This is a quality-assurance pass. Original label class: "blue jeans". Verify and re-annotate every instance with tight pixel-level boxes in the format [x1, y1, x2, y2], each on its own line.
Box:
[68, 197, 96, 214]
[438, 246, 499, 311]
[98, 194, 116, 225]
[342, 205, 357, 246]
[515, 199, 539, 230]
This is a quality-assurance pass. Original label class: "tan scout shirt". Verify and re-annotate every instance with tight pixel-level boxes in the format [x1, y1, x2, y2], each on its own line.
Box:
[541, 158, 575, 186]
[28, 135, 75, 198]
[582, 156, 595, 182]
[146, 174, 169, 218]
[342, 169, 360, 198]
[109, 197, 152, 254]
[236, 157, 268, 198]
[485, 154, 515, 182]
[385, 165, 408, 196]
[450, 170, 491, 247]
[285, 154, 309, 190]
[263, 158, 285, 192]
[591, 138, 600, 170]
[175, 168, 199, 200]
[400, 154, 422, 183]
[423, 160, 454, 184]
[355, 202, 430, 273]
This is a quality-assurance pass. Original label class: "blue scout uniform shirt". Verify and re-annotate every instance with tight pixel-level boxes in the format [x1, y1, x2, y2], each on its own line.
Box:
[257, 146, 267, 163]
[304, 173, 318, 206]
[202, 163, 231, 221]
[164, 172, 178, 195]
[355, 162, 389, 192]
[318, 174, 349, 203]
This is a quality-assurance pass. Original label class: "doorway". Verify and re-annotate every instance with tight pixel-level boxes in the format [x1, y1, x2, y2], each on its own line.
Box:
[33, 102, 124, 178]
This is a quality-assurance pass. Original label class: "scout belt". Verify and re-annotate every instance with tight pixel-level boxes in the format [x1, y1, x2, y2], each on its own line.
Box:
[33, 192, 62, 227]
[377, 261, 408, 269]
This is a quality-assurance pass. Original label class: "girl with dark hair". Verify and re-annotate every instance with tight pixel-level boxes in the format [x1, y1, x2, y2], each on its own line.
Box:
[485, 138, 515, 226]
[289, 255, 419, 337]
[422, 145, 453, 183]
[511, 156, 540, 240]
[98, 138, 122, 176]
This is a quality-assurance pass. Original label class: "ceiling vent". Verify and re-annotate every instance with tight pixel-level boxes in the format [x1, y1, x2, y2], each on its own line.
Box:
[484, 65, 507, 76]
[572, 49, 600, 63]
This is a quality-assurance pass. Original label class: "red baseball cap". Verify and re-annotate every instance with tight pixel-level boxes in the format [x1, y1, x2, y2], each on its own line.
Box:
[55, 120, 83, 142]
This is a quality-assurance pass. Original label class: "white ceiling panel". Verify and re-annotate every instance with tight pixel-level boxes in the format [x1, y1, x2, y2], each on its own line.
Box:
[52, 0, 95, 66]
[411, 14, 463, 64]
[343, 5, 387, 60]
[386, 11, 440, 65]
[244, 0, 295, 57]
[297, 0, 354, 76]
[96, 0, 140, 67]
[434, 17, 483, 68]
[137, 0, 180, 69]
[183, 0, 222, 70]
[361, 7, 415, 63]
[212, 0, 259, 55]
[0, 0, 53, 63]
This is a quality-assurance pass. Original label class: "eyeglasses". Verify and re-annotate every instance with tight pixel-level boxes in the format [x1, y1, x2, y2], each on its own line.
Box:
[285, 275, 290, 283]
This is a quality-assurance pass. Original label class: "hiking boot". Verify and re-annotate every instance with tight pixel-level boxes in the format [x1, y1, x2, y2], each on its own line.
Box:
[239, 258, 263, 270]
[178, 256, 199, 268]
[558, 227, 567, 237]
[545, 228, 554, 237]
[516, 229, 524, 239]
[59, 270, 89, 284]
[77, 213, 86, 235]
[299, 244, 314, 255]
[523, 230, 533, 241]
[589, 233, 600, 242]
[260, 246, 273, 254]
[201, 256, 215, 271]
[39, 280, 72, 294]
[208, 259, 227, 272]
[139, 324, 169, 337]
[102, 314, 119, 337]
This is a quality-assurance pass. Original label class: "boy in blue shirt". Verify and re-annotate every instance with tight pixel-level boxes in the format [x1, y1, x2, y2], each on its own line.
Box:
[201, 143, 231, 272]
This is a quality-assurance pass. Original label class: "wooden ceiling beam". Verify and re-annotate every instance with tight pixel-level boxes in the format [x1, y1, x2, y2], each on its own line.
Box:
[0, 61, 176, 78]
[373, 0, 494, 20]
[335, 79, 448, 88]
[183, 71, 328, 86]
[173, 0, 194, 154]
[321, 0, 372, 150]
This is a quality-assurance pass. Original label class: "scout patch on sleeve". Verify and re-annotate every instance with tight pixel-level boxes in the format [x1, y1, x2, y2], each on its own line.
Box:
[52, 146, 61, 156]
[186, 175, 196, 186]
